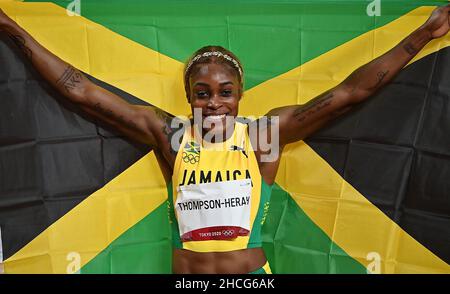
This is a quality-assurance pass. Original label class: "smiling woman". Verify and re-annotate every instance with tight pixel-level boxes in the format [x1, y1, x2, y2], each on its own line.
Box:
[1, 3, 450, 274]
[184, 46, 244, 142]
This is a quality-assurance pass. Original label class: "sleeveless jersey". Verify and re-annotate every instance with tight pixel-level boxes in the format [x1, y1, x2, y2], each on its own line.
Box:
[168, 120, 272, 252]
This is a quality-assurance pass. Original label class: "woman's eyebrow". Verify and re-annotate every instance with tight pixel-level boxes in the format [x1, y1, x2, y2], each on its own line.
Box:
[193, 82, 210, 87]
[193, 81, 234, 87]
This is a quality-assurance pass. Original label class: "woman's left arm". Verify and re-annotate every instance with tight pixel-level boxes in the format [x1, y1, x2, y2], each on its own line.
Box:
[269, 5, 450, 146]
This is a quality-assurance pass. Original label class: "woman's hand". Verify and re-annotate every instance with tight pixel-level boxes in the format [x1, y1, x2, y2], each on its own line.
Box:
[421, 4, 450, 39]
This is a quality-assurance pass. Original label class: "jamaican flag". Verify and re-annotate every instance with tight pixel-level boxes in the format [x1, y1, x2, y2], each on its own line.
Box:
[0, 0, 449, 274]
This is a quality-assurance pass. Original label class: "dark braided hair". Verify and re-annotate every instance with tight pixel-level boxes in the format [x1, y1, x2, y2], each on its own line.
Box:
[184, 45, 244, 101]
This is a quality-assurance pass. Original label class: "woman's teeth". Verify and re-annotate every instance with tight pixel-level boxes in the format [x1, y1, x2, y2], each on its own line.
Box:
[205, 114, 226, 121]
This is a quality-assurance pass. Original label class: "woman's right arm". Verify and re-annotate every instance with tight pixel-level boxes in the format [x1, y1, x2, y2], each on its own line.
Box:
[0, 8, 177, 151]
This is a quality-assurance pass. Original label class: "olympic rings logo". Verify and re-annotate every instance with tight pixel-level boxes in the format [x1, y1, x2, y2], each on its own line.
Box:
[222, 230, 234, 237]
[182, 152, 200, 164]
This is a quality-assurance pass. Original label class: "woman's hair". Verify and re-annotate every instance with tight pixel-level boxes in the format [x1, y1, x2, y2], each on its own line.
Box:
[183, 45, 244, 101]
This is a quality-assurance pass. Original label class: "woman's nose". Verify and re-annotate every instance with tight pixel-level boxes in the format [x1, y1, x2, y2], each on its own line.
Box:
[207, 94, 222, 109]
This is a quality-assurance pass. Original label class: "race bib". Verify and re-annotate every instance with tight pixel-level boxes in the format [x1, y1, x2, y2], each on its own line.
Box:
[175, 179, 252, 242]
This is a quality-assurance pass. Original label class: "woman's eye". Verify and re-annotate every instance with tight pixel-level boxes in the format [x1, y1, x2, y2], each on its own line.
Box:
[196, 91, 209, 98]
[222, 90, 232, 97]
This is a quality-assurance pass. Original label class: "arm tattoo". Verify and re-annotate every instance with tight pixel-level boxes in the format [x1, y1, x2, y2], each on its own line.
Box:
[371, 70, 389, 90]
[154, 108, 183, 154]
[93, 102, 138, 129]
[56, 65, 84, 93]
[403, 42, 417, 55]
[294, 92, 334, 123]
[8, 34, 32, 59]
[118, 114, 138, 129]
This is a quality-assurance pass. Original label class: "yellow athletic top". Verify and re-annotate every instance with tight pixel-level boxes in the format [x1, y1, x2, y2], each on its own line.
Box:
[167, 120, 272, 253]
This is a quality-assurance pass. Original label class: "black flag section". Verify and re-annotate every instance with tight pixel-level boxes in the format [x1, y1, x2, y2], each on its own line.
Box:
[307, 47, 450, 264]
[0, 34, 152, 260]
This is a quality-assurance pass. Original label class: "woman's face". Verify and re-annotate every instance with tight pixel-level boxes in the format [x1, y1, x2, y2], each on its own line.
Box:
[188, 62, 241, 140]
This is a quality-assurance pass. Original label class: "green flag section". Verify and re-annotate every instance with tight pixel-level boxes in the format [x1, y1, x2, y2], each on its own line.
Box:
[26, 0, 448, 90]
[81, 203, 172, 274]
[261, 184, 366, 274]
[0, 0, 449, 273]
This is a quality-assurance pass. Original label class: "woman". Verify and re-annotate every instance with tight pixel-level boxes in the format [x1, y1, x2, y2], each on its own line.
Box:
[0, 6, 449, 274]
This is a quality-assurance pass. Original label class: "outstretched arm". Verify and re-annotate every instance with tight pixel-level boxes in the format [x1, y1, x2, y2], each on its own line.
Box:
[268, 5, 450, 146]
[0, 8, 178, 153]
